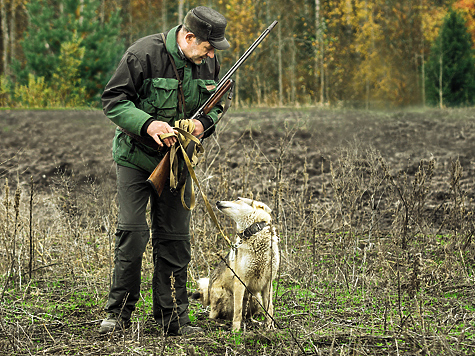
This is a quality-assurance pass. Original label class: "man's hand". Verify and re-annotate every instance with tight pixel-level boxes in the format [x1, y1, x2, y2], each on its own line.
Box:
[147, 121, 177, 148]
[192, 119, 204, 138]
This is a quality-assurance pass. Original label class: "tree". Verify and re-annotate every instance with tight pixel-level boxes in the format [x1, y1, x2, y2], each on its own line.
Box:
[51, 33, 86, 107]
[221, 0, 259, 106]
[425, 9, 475, 107]
[1, 0, 8, 75]
[13, 34, 86, 108]
[454, 0, 475, 46]
[12, 0, 123, 103]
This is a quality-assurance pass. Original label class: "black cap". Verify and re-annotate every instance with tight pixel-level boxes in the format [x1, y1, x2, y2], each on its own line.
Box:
[183, 6, 230, 50]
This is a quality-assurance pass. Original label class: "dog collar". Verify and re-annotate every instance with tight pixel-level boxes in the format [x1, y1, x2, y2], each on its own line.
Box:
[237, 221, 268, 240]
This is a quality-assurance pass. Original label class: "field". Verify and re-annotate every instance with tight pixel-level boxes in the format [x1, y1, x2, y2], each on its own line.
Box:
[1, 107, 474, 355]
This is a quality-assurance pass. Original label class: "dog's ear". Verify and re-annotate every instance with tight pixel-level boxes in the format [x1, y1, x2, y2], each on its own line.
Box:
[238, 197, 272, 213]
[237, 197, 254, 206]
[252, 201, 272, 213]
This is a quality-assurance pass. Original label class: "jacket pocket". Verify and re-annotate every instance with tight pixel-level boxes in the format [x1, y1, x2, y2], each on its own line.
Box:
[186, 79, 217, 114]
[138, 78, 179, 122]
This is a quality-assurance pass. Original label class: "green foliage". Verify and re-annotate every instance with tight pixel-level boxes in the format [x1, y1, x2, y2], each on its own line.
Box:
[0, 75, 13, 107]
[13, 0, 123, 105]
[425, 9, 475, 107]
[13, 35, 87, 108]
[14, 74, 53, 108]
[51, 33, 86, 107]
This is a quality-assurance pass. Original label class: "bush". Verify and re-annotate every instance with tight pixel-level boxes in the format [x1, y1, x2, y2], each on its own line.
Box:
[14, 74, 53, 108]
[11, 36, 87, 108]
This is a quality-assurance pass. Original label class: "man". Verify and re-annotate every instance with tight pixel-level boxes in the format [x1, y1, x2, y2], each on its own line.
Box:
[99, 6, 229, 336]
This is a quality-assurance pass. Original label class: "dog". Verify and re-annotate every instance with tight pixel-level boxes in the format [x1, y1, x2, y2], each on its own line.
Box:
[192, 197, 280, 331]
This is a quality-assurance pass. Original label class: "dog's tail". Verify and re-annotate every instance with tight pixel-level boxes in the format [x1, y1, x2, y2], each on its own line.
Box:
[191, 278, 210, 306]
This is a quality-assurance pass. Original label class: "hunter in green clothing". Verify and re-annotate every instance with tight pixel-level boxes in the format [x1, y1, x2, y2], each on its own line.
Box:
[99, 6, 229, 336]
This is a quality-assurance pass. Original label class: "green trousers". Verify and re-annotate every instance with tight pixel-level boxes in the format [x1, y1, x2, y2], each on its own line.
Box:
[104, 164, 192, 333]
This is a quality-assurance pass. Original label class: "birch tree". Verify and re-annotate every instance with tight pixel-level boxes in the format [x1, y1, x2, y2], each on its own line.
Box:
[315, 0, 324, 104]
[1, 0, 8, 75]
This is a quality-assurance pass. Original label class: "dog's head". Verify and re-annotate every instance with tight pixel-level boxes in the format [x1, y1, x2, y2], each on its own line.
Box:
[216, 197, 272, 231]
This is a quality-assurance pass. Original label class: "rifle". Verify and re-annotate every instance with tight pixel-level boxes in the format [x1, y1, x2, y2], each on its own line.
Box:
[147, 20, 278, 196]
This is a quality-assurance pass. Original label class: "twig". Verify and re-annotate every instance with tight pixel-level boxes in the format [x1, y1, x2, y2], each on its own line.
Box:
[43, 322, 56, 344]
[28, 176, 34, 281]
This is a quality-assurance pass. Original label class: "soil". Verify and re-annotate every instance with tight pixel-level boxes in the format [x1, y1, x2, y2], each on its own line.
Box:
[1, 107, 474, 212]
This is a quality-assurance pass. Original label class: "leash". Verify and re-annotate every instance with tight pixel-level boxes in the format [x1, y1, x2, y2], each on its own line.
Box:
[161, 133, 307, 352]
[159, 124, 233, 248]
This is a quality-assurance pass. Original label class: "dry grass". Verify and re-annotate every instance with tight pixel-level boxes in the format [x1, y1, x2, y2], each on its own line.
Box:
[0, 107, 474, 355]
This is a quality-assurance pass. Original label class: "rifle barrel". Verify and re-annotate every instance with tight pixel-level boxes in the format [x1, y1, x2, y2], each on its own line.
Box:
[193, 20, 278, 118]
[218, 20, 278, 87]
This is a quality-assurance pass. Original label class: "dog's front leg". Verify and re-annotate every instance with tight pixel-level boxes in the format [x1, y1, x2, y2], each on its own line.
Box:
[262, 282, 275, 329]
[232, 279, 246, 331]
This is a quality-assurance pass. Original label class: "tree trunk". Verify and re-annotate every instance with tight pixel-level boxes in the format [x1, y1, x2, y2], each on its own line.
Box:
[365, 0, 370, 110]
[79, 0, 84, 25]
[255, 75, 262, 106]
[127, 0, 132, 44]
[439, 53, 443, 109]
[100, 0, 105, 24]
[10, 0, 15, 66]
[162, 0, 168, 32]
[421, 53, 425, 107]
[1, 0, 9, 75]
[278, 19, 283, 106]
[315, 0, 321, 104]
[178, 0, 184, 25]
[420, 0, 425, 108]
[235, 52, 240, 107]
[290, 36, 296, 104]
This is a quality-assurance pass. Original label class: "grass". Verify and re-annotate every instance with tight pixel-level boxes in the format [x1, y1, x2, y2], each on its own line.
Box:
[1, 267, 473, 354]
[1, 107, 475, 354]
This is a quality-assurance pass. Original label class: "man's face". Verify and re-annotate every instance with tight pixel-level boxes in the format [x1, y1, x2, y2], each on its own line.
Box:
[185, 38, 215, 64]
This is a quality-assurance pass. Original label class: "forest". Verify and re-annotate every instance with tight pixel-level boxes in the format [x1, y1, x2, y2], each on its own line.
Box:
[0, 0, 475, 108]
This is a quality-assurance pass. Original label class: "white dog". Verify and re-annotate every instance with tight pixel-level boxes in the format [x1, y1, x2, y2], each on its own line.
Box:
[192, 197, 280, 331]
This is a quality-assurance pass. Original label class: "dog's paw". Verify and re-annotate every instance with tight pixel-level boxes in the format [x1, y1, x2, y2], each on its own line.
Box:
[232, 321, 242, 332]
[249, 317, 264, 327]
[264, 320, 275, 330]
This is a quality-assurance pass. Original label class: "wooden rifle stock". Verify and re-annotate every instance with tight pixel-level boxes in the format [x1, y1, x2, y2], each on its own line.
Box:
[146, 151, 171, 196]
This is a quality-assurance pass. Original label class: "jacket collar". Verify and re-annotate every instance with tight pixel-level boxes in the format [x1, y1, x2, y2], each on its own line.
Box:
[237, 221, 268, 240]
[165, 26, 187, 69]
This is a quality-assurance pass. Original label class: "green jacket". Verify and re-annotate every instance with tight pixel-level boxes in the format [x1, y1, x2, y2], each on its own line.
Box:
[102, 25, 222, 173]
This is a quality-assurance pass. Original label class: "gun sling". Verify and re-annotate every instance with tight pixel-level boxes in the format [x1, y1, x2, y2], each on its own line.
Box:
[119, 32, 192, 192]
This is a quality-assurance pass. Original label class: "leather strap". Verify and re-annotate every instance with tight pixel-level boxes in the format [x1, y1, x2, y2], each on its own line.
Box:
[160, 32, 192, 194]
[172, 128, 232, 247]
[120, 33, 185, 150]
[160, 33, 186, 116]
